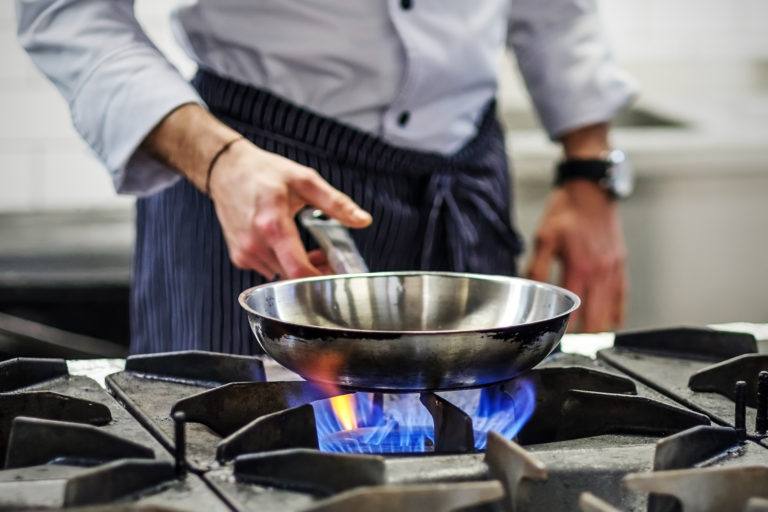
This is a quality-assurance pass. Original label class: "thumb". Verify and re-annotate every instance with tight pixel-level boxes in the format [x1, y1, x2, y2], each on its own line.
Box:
[527, 233, 557, 282]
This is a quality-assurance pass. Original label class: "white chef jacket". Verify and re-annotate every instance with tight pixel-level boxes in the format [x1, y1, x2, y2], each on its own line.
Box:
[16, 0, 637, 196]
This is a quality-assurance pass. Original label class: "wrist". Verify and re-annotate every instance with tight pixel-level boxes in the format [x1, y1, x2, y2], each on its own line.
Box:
[143, 103, 242, 192]
[560, 180, 616, 209]
[560, 122, 610, 160]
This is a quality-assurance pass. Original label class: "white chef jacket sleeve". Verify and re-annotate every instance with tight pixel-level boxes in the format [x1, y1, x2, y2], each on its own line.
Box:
[507, 0, 639, 140]
[16, 0, 203, 196]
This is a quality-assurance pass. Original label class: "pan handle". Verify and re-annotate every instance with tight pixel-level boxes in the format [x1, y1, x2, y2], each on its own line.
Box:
[299, 208, 369, 274]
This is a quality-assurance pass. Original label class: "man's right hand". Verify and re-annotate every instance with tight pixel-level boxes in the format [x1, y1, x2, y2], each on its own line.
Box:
[208, 139, 371, 279]
[143, 103, 371, 280]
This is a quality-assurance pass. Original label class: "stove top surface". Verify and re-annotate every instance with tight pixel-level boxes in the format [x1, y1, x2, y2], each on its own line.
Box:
[1, 325, 767, 511]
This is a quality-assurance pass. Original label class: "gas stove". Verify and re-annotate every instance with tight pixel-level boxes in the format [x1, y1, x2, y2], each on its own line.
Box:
[1, 326, 767, 511]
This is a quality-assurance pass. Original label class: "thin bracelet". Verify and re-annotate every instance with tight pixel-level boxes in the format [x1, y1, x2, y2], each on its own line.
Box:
[204, 136, 245, 195]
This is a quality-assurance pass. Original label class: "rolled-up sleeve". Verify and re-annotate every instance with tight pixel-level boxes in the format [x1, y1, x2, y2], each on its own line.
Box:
[16, 0, 203, 195]
[507, 0, 639, 139]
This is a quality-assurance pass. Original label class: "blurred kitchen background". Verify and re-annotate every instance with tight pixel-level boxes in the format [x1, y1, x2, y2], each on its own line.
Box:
[1, 0, 766, 349]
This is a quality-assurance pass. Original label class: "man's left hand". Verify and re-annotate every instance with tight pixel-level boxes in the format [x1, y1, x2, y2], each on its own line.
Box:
[527, 179, 627, 332]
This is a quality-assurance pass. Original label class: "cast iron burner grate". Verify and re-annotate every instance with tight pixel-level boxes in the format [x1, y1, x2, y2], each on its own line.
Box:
[159, 354, 710, 459]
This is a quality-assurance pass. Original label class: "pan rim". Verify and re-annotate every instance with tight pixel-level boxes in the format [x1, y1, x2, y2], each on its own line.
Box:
[238, 271, 581, 335]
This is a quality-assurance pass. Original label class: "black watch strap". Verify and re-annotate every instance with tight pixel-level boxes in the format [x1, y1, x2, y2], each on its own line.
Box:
[554, 159, 610, 187]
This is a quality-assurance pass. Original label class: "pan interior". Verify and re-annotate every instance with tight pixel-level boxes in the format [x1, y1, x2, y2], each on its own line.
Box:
[243, 273, 578, 333]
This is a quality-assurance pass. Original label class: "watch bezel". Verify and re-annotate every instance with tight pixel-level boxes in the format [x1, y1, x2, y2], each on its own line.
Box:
[602, 149, 634, 200]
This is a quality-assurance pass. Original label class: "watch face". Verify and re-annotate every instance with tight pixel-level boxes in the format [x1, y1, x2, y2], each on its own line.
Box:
[606, 149, 634, 199]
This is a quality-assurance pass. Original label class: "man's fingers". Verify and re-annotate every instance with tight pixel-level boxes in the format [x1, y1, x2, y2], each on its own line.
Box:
[289, 168, 372, 228]
[614, 266, 628, 327]
[307, 250, 334, 275]
[527, 234, 557, 282]
[582, 271, 617, 333]
[251, 245, 282, 276]
[307, 249, 328, 267]
[265, 220, 321, 279]
[230, 249, 278, 280]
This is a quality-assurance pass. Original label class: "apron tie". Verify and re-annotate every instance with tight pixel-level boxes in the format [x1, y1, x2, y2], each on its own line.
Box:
[421, 171, 518, 272]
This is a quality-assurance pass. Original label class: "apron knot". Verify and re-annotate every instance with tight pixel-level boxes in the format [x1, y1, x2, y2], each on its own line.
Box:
[421, 171, 518, 272]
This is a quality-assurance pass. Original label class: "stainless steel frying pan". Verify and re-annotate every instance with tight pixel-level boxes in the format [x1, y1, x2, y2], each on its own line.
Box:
[239, 209, 580, 391]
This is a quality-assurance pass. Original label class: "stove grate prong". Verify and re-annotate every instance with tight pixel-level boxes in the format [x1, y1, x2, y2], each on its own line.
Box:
[0, 358, 68, 392]
[233, 448, 385, 495]
[216, 403, 319, 462]
[484, 431, 547, 512]
[578, 492, 623, 512]
[756, 371, 768, 436]
[125, 350, 266, 385]
[734, 381, 747, 441]
[624, 465, 768, 512]
[688, 354, 768, 408]
[0, 391, 112, 464]
[419, 393, 474, 453]
[303, 480, 504, 512]
[5, 416, 154, 469]
[173, 411, 187, 476]
[171, 381, 340, 437]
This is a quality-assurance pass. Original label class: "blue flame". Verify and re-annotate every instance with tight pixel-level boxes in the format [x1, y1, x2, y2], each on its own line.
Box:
[311, 379, 536, 453]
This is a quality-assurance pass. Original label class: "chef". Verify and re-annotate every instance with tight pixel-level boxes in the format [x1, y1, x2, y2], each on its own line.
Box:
[17, 1, 637, 354]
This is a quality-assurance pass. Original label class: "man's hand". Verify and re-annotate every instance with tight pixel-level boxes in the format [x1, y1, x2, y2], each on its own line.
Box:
[143, 103, 371, 280]
[528, 181, 627, 332]
[527, 123, 627, 332]
[208, 140, 371, 278]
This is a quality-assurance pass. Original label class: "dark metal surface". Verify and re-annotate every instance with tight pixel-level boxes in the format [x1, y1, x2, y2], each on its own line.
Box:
[0, 459, 174, 508]
[556, 390, 710, 441]
[735, 381, 748, 440]
[0, 369, 233, 512]
[598, 345, 763, 430]
[172, 381, 338, 437]
[0, 357, 68, 392]
[757, 372, 768, 435]
[172, 412, 187, 476]
[419, 393, 474, 453]
[106, 371, 221, 470]
[525, 365, 637, 395]
[234, 448, 386, 494]
[653, 425, 740, 471]
[242, 272, 578, 390]
[5, 417, 154, 469]
[0, 311, 127, 359]
[514, 366, 638, 444]
[614, 327, 757, 361]
[516, 384, 707, 445]
[649, 425, 741, 512]
[0, 391, 112, 461]
[125, 350, 266, 385]
[65, 460, 176, 507]
[688, 354, 768, 407]
[217, 404, 319, 462]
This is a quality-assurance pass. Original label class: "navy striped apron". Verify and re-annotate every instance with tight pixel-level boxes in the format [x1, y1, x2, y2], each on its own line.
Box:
[130, 70, 523, 354]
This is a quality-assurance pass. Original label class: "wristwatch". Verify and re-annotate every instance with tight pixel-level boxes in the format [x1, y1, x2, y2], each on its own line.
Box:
[554, 149, 635, 200]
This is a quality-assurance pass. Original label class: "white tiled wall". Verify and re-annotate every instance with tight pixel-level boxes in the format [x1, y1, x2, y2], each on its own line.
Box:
[1, 0, 766, 212]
